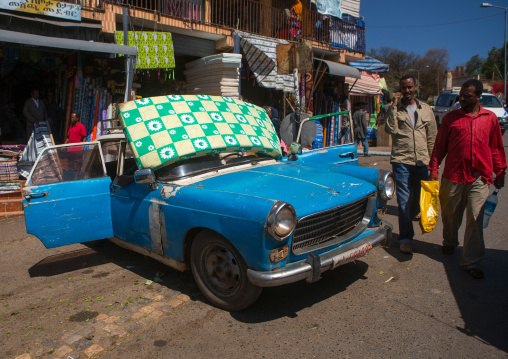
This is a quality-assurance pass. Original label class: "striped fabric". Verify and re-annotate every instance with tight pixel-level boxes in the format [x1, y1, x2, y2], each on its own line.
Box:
[18, 123, 53, 178]
[237, 31, 295, 93]
[345, 71, 382, 95]
[348, 56, 389, 73]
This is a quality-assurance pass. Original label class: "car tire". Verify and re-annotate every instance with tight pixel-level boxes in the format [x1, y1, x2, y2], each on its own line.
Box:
[502, 128, 506, 135]
[190, 230, 262, 311]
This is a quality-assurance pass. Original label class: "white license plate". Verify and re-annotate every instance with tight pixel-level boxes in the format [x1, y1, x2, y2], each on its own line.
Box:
[332, 242, 373, 269]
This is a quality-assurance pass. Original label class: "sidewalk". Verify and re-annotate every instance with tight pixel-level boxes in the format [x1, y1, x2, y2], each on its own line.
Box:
[369, 145, 391, 156]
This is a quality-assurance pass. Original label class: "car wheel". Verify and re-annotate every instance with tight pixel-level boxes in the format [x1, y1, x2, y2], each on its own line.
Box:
[502, 128, 506, 135]
[190, 230, 262, 311]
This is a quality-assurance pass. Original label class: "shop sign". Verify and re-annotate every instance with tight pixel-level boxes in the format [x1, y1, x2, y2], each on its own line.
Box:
[0, 0, 81, 21]
[114, 31, 176, 70]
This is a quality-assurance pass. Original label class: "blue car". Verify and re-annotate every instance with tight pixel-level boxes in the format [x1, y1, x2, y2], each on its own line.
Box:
[23, 111, 394, 311]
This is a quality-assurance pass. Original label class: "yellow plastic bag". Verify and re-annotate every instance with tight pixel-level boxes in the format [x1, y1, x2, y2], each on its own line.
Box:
[419, 180, 439, 234]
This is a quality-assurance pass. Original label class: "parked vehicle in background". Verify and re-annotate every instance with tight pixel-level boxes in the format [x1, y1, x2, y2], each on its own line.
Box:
[434, 93, 459, 127]
[433, 92, 507, 134]
[22, 95, 394, 311]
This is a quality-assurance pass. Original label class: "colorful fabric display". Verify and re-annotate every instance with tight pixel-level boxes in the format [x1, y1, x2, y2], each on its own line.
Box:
[118, 95, 282, 170]
[114, 31, 176, 70]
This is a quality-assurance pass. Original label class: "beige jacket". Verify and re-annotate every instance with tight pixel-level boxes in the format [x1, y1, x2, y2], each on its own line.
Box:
[385, 100, 437, 166]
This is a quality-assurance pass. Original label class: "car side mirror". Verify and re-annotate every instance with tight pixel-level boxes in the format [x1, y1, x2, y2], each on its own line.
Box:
[134, 169, 157, 191]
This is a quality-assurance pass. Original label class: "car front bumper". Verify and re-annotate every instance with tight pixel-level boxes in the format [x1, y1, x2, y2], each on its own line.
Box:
[247, 222, 393, 287]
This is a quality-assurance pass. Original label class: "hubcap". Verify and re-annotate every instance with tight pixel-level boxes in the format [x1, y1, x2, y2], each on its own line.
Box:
[202, 244, 241, 295]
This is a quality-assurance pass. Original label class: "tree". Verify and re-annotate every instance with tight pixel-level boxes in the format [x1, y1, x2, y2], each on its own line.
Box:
[464, 44, 508, 81]
[367, 47, 450, 100]
[465, 54, 484, 75]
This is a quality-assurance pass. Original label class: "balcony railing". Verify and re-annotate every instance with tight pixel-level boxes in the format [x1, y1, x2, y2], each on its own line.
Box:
[74, 0, 365, 53]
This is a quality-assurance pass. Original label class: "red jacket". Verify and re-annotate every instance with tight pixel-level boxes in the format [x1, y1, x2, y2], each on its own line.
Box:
[429, 106, 507, 184]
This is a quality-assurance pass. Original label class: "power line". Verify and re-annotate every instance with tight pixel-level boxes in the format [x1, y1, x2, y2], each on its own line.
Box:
[367, 13, 502, 28]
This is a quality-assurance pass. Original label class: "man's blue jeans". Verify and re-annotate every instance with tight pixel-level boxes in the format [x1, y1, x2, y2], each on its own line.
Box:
[354, 138, 369, 155]
[392, 163, 429, 244]
[338, 128, 350, 144]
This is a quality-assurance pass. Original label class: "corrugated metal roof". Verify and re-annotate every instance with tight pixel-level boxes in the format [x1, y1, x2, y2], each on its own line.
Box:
[341, 0, 360, 18]
[172, 33, 215, 57]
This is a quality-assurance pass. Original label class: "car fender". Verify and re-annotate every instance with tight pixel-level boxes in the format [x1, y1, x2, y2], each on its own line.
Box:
[158, 185, 277, 270]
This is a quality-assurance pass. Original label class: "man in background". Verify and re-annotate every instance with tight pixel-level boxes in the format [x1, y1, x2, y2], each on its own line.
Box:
[23, 88, 47, 139]
[352, 104, 369, 156]
[65, 113, 86, 144]
[429, 79, 506, 278]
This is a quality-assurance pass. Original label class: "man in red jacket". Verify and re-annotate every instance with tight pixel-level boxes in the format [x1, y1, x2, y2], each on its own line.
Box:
[429, 79, 507, 279]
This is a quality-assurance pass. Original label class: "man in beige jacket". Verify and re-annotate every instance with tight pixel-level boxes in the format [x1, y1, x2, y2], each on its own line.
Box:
[386, 74, 438, 254]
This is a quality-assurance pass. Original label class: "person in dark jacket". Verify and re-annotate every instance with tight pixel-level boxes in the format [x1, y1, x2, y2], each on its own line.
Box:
[23, 88, 47, 139]
[352, 104, 369, 156]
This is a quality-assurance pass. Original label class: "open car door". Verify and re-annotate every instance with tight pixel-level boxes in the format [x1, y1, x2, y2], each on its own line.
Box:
[23, 143, 114, 248]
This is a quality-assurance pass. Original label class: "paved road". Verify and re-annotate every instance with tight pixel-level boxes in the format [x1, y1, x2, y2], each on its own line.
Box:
[1, 135, 507, 359]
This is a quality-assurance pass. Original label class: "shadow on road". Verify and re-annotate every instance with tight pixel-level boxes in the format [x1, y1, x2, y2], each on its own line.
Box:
[28, 240, 201, 299]
[28, 239, 371, 317]
[231, 260, 368, 323]
[383, 239, 508, 353]
[28, 248, 111, 277]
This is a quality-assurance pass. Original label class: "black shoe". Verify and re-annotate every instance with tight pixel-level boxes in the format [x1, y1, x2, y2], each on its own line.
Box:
[442, 245, 454, 255]
[400, 243, 413, 254]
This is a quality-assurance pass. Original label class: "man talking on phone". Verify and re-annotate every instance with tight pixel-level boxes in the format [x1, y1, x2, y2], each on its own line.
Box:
[386, 74, 438, 254]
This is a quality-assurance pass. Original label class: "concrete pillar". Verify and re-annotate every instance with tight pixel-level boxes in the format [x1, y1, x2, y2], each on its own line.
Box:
[445, 70, 453, 92]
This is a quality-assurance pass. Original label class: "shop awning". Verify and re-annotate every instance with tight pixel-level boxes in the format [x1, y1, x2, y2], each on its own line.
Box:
[0, 29, 137, 56]
[0, 11, 101, 28]
[314, 58, 361, 79]
[348, 56, 389, 73]
[345, 71, 382, 95]
[237, 31, 295, 93]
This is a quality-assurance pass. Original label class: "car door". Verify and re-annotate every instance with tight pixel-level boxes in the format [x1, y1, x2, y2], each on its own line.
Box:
[110, 142, 164, 255]
[23, 143, 113, 248]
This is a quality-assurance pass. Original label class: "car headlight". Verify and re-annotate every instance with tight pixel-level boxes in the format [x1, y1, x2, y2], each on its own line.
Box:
[267, 202, 297, 240]
[378, 171, 395, 201]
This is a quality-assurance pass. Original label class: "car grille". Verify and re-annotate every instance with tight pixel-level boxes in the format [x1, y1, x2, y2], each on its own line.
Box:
[292, 197, 369, 254]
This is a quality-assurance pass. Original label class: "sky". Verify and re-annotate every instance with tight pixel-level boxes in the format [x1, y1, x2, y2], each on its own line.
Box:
[360, 0, 508, 69]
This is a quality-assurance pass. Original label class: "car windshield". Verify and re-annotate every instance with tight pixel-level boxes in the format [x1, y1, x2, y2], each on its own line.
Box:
[156, 153, 273, 181]
[480, 95, 503, 108]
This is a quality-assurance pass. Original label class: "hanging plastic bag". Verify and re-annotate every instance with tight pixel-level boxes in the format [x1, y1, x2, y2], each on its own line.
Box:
[419, 180, 440, 234]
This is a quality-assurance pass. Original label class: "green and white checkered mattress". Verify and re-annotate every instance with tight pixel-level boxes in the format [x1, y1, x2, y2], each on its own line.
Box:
[118, 95, 282, 170]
